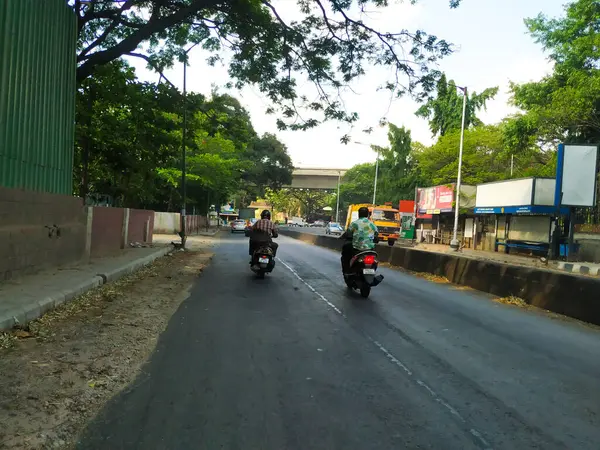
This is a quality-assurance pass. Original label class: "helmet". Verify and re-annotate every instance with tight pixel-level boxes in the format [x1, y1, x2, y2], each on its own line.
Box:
[261, 209, 271, 220]
[358, 207, 370, 218]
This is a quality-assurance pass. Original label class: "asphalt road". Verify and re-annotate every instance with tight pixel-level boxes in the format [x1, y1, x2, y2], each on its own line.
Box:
[78, 233, 600, 450]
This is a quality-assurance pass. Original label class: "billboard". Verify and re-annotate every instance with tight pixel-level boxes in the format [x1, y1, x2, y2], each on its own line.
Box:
[560, 144, 599, 207]
[417, 185, 454, 214]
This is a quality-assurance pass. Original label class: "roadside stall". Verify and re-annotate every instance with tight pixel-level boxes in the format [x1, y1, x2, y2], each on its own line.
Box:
[415, 184, 476, 245]
[473, 178, 570, 256]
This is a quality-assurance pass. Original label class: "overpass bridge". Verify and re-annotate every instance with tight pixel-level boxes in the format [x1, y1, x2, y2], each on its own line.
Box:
[286, 167, 348, 190]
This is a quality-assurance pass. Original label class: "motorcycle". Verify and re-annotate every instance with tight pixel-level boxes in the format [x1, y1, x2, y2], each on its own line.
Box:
[342, 236, 384, 298]
[251, 244, 276, 279]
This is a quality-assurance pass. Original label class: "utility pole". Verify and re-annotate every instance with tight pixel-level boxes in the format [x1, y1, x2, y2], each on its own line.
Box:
[373, 148, 380, 205]
[511, 154, 514, 177]
[336, 170, 341, 223]
[179, 43, 200, 248]
[451, 86, 468, 250]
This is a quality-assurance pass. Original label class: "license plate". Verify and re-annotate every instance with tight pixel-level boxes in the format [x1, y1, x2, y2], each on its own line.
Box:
[259, 257, 269, 264]
[363, 268, 376, 275]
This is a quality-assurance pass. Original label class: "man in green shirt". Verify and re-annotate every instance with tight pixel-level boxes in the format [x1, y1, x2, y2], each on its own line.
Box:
[341, 206, 379, 273]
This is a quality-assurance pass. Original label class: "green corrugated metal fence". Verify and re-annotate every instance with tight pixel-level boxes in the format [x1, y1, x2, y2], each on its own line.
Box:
[0, 0, 77, 195]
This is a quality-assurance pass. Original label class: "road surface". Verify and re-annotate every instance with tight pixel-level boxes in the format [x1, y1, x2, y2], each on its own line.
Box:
[78, 233, 600, 449]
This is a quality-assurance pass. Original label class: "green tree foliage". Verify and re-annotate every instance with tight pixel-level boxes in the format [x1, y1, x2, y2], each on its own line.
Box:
[509, 0, 600, 145]
[338, 163, 376, 212]
[265, 188, 301, 217]
[75, 62, 292, 211]
[72, 0, 462, 130]
[415, 73, 498, 137]
[375, 124, 418, 203]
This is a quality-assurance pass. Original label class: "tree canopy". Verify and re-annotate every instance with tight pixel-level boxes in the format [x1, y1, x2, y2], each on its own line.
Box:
[415, 73, 498, 137]
[508, 0, 600, 146]
[71, 0, 462, 131]
[75, 60, 292, 211]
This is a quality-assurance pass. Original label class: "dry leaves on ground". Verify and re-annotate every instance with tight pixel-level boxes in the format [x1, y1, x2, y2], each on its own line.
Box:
[0, 243, 214, 450]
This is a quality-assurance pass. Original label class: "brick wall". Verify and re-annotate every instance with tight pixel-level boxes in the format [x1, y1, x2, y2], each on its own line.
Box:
[90, 207, 124, 257]
[129, 209, 154, 244]
[0, 187, 87, 280]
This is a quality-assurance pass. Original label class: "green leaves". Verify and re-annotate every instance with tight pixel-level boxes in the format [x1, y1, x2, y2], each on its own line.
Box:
[415, 73, 498, 137]
[509, 0, 600, 146]
[75, 61, 292, 211]
[73, 0, 462, 130]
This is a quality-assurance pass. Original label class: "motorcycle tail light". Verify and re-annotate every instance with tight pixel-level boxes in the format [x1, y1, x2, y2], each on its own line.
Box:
[363, 255, 376, 265]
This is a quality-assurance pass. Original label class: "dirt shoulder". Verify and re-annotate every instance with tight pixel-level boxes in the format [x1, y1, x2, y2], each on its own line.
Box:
[0, 237, 215, 450]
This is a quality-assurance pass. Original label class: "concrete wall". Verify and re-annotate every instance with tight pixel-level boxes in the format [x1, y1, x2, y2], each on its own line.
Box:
[575, 233, 600, 263]
[280, 228, 600, 326]
[90, 207, 125, 257]
[0, 187, 87, 280]
[90, 207, 155, 257]
[153, 212, 210, 234]
[129, 209, 154, 244]
[154, 212, 180, 234]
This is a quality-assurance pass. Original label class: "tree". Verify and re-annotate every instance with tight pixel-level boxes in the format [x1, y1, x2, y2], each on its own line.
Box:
[509, 0, 600, 145]
[245, 134, 294, 193]
[375, 124, 418, 203]
[412, 125, 551, 187]
[72, 0, 462, 130]
[415, 73, 498, 137]
[75, 60, 183, 208]
[338, 163, 375, 212]
[265, 188, 301, 216]
[75, 60, 291, 211]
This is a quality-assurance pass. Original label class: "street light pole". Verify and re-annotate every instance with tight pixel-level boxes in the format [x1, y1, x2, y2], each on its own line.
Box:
[179, 43, 200, 248]
[335, 170, 341, 223]
[180, 55, 188, 248]
[373, 148, 380, 205]
[451, 86, 468, 250]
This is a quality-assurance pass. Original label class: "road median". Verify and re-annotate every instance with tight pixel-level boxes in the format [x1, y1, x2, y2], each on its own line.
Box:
[280, 229, 600, 326]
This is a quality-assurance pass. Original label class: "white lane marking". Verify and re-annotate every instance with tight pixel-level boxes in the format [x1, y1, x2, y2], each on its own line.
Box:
[279, 257, 493, 450]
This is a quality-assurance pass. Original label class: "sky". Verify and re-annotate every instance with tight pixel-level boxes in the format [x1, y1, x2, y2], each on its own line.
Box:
[127, 0, 566, 170]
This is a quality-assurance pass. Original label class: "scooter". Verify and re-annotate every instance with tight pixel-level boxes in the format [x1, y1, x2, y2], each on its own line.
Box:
[250, 244, 276, 279]
[342, 236, 384, 298]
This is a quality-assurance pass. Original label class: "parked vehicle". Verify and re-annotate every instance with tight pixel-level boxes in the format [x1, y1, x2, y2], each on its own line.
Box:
[310, 220, 326, 227]
[325, 222, 344, 236]
[230, 219, 246, 233]
[250, 244, 276, 279]
[289, 217, 307, 227]
[345, 203, 400, 247]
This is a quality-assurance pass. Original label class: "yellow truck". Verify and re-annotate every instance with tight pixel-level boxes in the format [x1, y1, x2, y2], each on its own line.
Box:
[345, 203, 400, 247]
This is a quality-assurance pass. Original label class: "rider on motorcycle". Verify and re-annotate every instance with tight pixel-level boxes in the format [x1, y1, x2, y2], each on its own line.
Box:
[249, 209, 279, 263]
[341, 206, 379, 274]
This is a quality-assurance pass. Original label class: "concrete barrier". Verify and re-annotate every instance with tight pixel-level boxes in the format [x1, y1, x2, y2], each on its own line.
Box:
[280, 229, 600, 326]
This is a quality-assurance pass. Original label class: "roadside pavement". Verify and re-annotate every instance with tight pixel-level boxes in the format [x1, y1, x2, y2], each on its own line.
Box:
[0, 245, 172, 331]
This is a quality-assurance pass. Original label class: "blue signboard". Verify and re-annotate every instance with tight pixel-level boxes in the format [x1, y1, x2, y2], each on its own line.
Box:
[474, 205, 570, 215]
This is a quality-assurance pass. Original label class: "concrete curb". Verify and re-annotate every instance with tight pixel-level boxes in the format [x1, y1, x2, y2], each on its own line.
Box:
[97, 247, 172, 283]
[280, 229, 600, 326]
[0, 247, 172, 331]
[557, 262, 600, 276]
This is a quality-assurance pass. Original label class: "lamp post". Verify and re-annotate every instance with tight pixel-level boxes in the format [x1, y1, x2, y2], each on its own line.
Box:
[354, 141, 381, 205]
[335, 170, 341, 223]
[179, 42, 200, 248]
[373, 148, 380, 205]
[450, 86, 468, 250]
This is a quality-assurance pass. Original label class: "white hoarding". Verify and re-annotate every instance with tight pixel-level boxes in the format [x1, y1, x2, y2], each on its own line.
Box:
[508, 216, 551, 243]
[533, 179, 556, 206]
[476, 179, 533, 208]
[561, 145, 598, 207]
